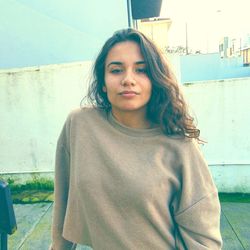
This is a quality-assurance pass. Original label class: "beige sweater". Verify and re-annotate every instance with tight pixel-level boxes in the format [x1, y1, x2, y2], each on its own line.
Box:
[51, 107, 222, 250]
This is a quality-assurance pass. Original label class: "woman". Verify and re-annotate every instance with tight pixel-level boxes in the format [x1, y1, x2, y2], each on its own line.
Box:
[51, 28, 222, 249]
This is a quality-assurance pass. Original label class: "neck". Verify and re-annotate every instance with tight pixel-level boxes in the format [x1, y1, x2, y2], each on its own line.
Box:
[111, 110, 152, 129]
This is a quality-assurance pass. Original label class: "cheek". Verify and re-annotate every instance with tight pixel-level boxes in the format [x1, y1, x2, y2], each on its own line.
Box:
[104, 79, 121, 95]
[145, 81, 152, 97]
[104, 83, 117, 102]
[104, 75, 116, 89]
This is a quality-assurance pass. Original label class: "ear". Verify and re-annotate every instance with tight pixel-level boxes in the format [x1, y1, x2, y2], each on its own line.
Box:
[102, 86, 107, 92]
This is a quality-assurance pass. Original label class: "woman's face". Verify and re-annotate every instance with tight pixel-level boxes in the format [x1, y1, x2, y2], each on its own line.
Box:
[104, 41, 152, 119]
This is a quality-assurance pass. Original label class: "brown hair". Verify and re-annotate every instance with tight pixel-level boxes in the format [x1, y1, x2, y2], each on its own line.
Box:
[86, 28, 200, 139]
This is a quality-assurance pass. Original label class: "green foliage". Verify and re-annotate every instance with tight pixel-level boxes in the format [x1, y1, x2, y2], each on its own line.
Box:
[11, 190, 54, 204]
[219, 193, 250, 203]
[0, 176, 54, 203]
[5, 176, 54, 192]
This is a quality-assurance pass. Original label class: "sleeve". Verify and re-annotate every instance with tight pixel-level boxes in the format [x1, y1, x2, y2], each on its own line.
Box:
[50, 119, 76, 250]
[172, 140, 223, 250]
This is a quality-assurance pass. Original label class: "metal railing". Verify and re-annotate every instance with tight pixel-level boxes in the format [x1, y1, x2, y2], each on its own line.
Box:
[0, 181, 17, 250]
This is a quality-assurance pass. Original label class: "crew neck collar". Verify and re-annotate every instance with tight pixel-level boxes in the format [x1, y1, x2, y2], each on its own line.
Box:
[107, 111, 162, 137]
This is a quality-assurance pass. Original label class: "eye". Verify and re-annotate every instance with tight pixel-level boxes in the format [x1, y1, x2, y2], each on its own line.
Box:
[136, 68, 147, 74]
[110, 68, 123, 74]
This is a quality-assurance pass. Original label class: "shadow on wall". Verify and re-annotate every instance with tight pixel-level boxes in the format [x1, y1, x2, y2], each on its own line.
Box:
[179, 53, 250, 83]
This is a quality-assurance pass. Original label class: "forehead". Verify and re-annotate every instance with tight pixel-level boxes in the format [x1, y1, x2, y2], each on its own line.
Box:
[105, 41, 144, 64]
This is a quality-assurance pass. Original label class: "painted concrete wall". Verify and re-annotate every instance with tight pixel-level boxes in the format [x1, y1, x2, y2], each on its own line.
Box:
[179, 53, 250, 83]
[0, 0, 128, 69]
[183, 78, 250, 192]
[0, 62, 92, 176]
[0, 63, 250, 192]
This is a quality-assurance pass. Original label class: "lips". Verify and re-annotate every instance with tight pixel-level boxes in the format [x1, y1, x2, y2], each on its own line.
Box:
[119, 91, 139, 95]
[119, 91, 139, 99]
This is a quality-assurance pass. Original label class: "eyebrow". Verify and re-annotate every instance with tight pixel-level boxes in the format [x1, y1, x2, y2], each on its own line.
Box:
[106, 61, 146, 68]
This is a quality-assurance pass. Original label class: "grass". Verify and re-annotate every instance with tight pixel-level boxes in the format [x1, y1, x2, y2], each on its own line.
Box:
[1, 176, 54, 204]
[7, 177, 54, 192]
[3, 176, 250, 204]
[219, 192, 250, 203]
[10, 190, 250, 204]
[11, 190, 54, 204]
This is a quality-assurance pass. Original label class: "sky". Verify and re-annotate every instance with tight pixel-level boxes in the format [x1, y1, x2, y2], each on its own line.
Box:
[160, 0, 250, 53]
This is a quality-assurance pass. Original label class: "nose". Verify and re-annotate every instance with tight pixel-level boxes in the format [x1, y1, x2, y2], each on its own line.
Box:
[121, 71, 136, 86]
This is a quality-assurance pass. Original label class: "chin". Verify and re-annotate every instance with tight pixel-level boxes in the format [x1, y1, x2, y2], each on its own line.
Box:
[119, 106, 147, 112]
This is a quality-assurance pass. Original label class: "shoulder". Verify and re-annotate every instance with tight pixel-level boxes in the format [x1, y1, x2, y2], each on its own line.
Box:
[58, 106, 108, 147]
[174, 137, 203, 156]
[65, 106, 107, 125]
[162, 136, 207, 171]
[175, 137, 205, 162]
[170, 137, 210, 179]
[68, 106, 103, 119]
[162, 135, 201, 156]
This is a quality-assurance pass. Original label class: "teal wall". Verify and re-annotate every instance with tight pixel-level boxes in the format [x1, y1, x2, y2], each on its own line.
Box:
[180, 53, 250, 83]
[0, 0, 128, 69]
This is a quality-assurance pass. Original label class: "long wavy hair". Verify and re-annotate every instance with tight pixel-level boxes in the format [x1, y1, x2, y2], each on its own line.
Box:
[86, 28, 200, 139]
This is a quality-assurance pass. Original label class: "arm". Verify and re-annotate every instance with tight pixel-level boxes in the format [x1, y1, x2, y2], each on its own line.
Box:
[174, 192, 222, 249]
[51, 122, 75, 250]
[173, 140, 223, 249]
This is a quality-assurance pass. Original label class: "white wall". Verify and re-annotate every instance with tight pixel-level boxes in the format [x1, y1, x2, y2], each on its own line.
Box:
[183, 78, 250, 192]
[0, 63, 250, 192]
[0, 62, 92, 175]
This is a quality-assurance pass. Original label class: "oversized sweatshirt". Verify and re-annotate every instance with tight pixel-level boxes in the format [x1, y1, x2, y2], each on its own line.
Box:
[51, 107, 222, 250]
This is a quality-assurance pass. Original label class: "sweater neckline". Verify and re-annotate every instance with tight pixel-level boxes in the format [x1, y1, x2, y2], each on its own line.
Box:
[107, 111, 162, 137]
